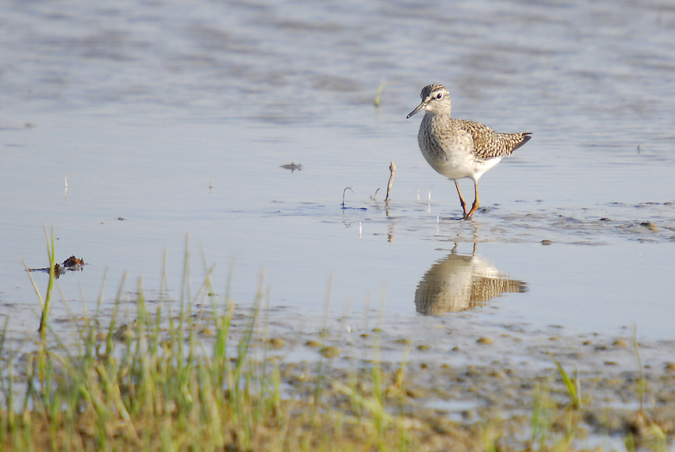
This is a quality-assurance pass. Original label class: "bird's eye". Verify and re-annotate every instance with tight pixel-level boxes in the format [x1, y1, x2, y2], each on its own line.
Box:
[436, 93, 443, 99]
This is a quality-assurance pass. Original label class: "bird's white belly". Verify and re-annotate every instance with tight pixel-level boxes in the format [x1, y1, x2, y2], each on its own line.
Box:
[424, 150, 502, 181]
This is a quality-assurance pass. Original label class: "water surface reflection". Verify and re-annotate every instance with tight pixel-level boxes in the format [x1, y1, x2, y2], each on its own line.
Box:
[415, 244, 527, 315]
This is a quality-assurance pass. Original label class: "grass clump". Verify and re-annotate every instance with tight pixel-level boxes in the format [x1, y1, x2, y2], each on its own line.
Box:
[1, 239, 423, 452]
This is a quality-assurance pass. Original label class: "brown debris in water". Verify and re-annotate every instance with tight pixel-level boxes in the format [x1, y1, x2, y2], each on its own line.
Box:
[280, 162, 303, 172]
[640, 221, 658, 232]
[268, 337, 286, 349]
[61, 256, 85, 268]
[27, 255, 86, 279]
[319, 346, 340, 359]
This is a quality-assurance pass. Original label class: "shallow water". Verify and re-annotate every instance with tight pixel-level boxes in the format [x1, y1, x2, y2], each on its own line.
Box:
[1, 0, 674, 348]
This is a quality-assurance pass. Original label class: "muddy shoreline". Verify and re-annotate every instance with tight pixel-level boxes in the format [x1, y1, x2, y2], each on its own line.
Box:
[222, 308, 675, 450]
[2, 299, 674, 451]
[270, 319, 675, 450]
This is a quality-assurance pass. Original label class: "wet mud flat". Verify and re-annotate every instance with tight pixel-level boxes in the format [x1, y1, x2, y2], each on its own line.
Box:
[6, 304, 671, 451]
[244, 309, 675, 451]
[323, 197, 675, 245]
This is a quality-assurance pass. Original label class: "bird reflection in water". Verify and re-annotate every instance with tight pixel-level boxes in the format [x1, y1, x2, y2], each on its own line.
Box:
[415, 243, 527, 315]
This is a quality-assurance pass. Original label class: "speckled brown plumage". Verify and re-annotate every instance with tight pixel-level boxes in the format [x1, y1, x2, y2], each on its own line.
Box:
[407, 83, 532, 219]
[455, 119, 531, 161]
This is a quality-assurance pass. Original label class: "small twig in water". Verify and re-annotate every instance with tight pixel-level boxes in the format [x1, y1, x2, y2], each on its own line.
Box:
[385, 162, 396, 205]
[371, 187, 380, 201]
[342, 187, 353, 208]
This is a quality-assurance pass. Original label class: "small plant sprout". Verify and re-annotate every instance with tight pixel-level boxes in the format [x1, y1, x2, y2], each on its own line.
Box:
[374, 82, 385, 107]
[550, 353, 582, 409]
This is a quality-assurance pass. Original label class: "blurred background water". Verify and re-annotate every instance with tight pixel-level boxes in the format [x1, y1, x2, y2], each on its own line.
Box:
[1, 0, 674, 341]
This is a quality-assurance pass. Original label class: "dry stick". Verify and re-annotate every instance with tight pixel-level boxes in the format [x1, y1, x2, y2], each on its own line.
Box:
[385, 162, 396, 205]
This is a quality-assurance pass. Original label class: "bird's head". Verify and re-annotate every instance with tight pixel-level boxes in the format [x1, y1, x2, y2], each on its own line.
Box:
[407, 84, 451, 118]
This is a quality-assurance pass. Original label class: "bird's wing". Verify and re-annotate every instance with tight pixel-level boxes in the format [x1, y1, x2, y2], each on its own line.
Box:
[457, 120, 530, 160]
[455, 120, 497, 160]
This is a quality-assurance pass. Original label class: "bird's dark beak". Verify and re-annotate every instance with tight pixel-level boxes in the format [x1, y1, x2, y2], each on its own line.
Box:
[406, 101, 426, 119]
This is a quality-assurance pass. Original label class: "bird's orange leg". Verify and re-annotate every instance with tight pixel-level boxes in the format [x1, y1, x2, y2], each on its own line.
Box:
[465, 180, 480, 220]
[453, 180, 467, 219]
